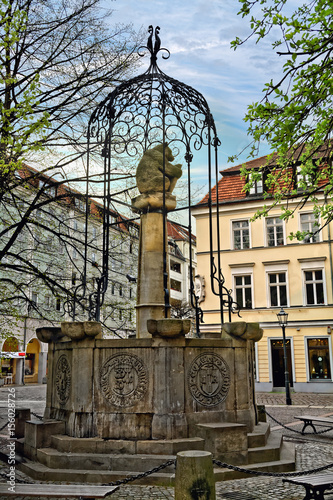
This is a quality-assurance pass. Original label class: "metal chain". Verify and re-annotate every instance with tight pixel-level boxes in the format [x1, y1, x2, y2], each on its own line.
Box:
[0, 420, 9, 432]
[263, 409, 333, 435]
[103, 459, 176, 487]
[213, 459, 333, 478]
[30, 411, 43, 421]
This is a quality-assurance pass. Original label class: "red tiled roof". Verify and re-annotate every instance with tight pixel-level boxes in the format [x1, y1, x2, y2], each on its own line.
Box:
[198, 144, 332, 206]
[167, 220, 196, 243]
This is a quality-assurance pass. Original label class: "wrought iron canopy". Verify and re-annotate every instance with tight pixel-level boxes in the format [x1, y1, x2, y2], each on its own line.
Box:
[69, 26, 241, 334]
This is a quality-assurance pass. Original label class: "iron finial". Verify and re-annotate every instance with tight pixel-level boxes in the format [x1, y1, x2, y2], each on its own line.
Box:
[138, 25, 170, 68]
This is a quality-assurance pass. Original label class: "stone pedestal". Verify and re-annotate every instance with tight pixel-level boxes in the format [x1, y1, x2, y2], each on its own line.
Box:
[44, 334, 257, 439]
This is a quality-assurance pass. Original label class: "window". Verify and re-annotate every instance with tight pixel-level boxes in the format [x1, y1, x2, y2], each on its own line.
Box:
[234, 275, 252, 309]
[304, 270, 325, 305]
[31, 292, 38, 306]
[45, 185, 56, 197]
[119, 309, 122, 321]
[300, 213, 320, 243]
[232, 220, 250, 250]
[72, 272, 77, 286]
[296, 165, 310, 191]
[119, 285, 123, 297]
[266, 218, 284, 246]
[92, 227, 97, 239]
[111, 283, 115, 295]
[73, 247, 77, 259]
[56, 298, 61, 311]
[129, 288, 132, 299]
[75, 198, 86, 212]
[92, 252, 96, 264]
[248, 172, 263, 195]
[170, 260, 181, 273]
[44, 296, 51, 309]
[73, 220, 78, 231]
[307, 338, 331, 380]
[171, 279, 182, 292]
[268, 273, 287, 307]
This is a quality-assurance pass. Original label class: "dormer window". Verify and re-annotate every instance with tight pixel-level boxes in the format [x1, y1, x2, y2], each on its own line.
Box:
[248, 172, 263, 195]
[296, 165, 310, 191]
[75, 197, 86, 212]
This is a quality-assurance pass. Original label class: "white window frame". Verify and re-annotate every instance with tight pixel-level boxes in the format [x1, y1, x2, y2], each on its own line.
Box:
[304, 335, 332, 382]
[299, 211, 321, 243]
[264, 217, 285, 247]
[254, 343, 259, 382]
[300, 259, 327, 306]
[264, 262, 289, 308]
[231, 266, 254, 309]
[296, 165, 311, 191]
[231, 218, 251, 250]
[248, 171, 263, 195]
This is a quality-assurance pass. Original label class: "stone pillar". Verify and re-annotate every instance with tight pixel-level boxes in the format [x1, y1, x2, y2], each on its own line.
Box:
[175, 450, 216, 500]
[136, 211, 169, 337]
[132, 192, 176, 338]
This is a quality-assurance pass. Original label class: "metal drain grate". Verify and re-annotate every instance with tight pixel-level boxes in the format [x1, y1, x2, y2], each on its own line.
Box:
[221, 493, 256, 500]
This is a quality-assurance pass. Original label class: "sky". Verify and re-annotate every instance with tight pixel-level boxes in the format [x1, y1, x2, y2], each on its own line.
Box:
[106, 0, 289, 191]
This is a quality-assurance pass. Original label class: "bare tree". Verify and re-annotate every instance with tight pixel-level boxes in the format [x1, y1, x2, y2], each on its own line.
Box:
[0, 0, 143, 338]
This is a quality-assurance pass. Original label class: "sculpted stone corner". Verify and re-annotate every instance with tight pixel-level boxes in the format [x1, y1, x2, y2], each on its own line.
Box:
[222, 321, 263, 342]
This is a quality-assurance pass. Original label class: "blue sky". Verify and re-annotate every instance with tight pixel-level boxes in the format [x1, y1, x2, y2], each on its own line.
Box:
[108, 0, 287, 172]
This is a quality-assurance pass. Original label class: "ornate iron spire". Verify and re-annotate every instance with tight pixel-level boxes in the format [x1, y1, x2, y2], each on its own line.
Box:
[138, 25, 170, 71]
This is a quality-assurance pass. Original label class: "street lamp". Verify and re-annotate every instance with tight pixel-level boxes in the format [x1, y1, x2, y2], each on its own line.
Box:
[276, 307, 292, 405]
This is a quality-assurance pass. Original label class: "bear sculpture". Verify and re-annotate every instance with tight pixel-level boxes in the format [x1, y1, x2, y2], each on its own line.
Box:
[136, 143, 182, 194]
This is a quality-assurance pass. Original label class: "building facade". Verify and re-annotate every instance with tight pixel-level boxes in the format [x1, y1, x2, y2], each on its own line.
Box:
[193, 155, 333, 393]
[0, 166, 139, 384]
[0, 169, 198, 383]
[168, 220, 197, 310]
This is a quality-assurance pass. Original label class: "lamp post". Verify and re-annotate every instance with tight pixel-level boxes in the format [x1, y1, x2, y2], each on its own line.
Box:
[276, 307, 292, 405]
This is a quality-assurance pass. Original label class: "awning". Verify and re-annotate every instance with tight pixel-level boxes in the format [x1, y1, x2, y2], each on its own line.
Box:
[1, 352, 26, 359]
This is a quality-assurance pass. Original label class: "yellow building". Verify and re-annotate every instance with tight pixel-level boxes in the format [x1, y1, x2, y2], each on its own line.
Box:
[193, 155, 333, 393]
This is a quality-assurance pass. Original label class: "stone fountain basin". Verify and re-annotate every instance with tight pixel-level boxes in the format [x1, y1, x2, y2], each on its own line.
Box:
[147, 318, 191, 338]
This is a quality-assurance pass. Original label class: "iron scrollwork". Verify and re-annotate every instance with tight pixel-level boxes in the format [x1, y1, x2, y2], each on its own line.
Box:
[69, 25, 241, 331]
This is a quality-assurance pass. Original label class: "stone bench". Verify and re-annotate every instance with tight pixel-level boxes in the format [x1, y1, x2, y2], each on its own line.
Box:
[294, 415, 333, 434]
[0, 484, 118, 499]
[283, 473, 333, 500]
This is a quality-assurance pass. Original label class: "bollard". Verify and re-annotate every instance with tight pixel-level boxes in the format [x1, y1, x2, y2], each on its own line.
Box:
[15, 408, 31, 438]
[175, 450, 216, 500]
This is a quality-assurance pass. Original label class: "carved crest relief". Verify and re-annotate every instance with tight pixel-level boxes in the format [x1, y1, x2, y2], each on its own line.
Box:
[55, 354, 71, 405]
[100, 354, 147, 407]
[188, 352, 230, 407]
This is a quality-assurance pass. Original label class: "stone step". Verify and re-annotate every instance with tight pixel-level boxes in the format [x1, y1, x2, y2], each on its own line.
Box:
[213, 441, 295, 481]
[18, 441, 295, 486]
[248, 432, 283, 464]
[37, 448, 176, 472]
[247, 422, 270, 449]
[19, 458, 175, 486]
[194, 422, 249, 465]
[51, 434, 205, 455]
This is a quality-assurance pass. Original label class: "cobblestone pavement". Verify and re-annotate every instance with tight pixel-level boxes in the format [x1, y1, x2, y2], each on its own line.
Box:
[0, 385, 332, 499]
